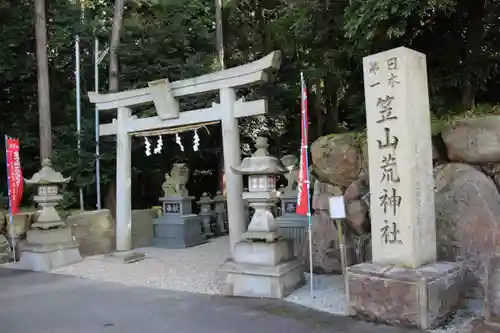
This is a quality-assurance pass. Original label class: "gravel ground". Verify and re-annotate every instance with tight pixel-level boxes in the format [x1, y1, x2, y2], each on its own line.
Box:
[51, 237, 482, 333]
[285, 273, 348, 315]
[52, 236, 231, 295]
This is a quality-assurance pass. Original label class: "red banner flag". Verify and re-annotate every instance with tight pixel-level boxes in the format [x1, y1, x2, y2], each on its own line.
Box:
[5, 137, 23, 215]
[296, 74, 309, 216]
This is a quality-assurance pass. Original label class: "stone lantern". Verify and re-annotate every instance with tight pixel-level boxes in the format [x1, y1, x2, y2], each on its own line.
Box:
[220, 137, 304, 299]
[213, 191, 227, 235]
[197, 193, 214, 237]
[233, 137, 285, 241]
[18, 158, 82, 271]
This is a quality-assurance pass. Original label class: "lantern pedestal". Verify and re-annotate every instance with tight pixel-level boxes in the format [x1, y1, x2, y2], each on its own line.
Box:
[220, 137, 305, 299]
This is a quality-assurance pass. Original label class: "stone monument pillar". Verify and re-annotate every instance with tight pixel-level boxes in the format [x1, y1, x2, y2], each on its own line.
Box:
[152, 163, 205, 248]
[17, 158, 82, 271]
[276, 155, 308, 257]
[197, 193, 215, 237]
[345, 47, 464, 329]
[220, 137, 304, 299]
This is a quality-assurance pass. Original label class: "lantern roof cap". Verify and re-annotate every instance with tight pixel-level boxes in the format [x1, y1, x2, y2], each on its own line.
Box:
[24, 158, 71, 185]
[232, 137, 286, 175]
[197, 192, 213, 204]
[213, 190, 225, 201]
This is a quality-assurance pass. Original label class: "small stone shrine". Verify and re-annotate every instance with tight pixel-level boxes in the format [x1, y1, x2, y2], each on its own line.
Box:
[276, 155, 308, 257]
[17, 158, 82, 271]
[213, 191, 228, 235]
[346, 47, 464, 329]
[152, 163, 205, 248]
[197, 193, 215, 237]
[220, 137, 304, 299]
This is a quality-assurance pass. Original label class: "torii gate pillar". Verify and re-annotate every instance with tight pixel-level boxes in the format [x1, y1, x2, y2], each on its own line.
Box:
[220, 87, 245, 252]
[116, 107, 132, 251]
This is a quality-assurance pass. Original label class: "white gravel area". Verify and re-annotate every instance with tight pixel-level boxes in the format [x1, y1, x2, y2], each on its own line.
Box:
[51, 236, 231, 295]
[50, 238, 483, 333]
[285, 273, 348, 315]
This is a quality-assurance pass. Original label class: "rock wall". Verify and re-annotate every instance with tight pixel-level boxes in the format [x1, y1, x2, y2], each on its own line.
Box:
[308, 116, 500, 297]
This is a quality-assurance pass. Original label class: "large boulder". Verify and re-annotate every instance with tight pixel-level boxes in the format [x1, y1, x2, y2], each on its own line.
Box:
[301, 180, 356, 273]
[67, 209, 115, 257]
[442, 116, 500, 163]
[435, 163, 500, 297]
[311, 133, 364, 188]
[345, 200, 369, 235]
[300, 211, 355, 274]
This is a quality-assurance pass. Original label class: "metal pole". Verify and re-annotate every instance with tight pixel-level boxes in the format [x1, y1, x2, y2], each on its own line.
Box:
[75, 35, 84, 211]
[300, 72, 314, 295]
[94, 38, 101, 210]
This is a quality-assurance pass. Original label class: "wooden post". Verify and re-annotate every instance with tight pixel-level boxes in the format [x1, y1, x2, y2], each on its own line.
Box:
[116, 107, 132, 251]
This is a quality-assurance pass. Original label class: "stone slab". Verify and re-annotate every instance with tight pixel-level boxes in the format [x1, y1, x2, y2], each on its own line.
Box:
[16, 242, 82, 271]
[220, 259, 304, 299]
[26, 228, 73, 245]
[131, 209, 154, 248]
[460, 318, 500, 333]
[67, 209, 115, 257]
[103, 250, 146, 264]
[347, 261, 465, 329]
[233, 239, 294, 266]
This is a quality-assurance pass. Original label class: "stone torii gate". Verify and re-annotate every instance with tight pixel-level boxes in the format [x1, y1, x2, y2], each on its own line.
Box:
[88, 51, 282, 254]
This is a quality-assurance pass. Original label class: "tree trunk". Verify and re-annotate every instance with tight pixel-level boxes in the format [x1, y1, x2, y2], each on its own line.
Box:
[215, 0, 225, 70]
[314, 77, 323, 139]
[324, 77, 339, 134]
[35, 0, 52, 160]
[109, 0, 125, 93]
[106, 0, 126, 218]
[461, 0, 485, 110]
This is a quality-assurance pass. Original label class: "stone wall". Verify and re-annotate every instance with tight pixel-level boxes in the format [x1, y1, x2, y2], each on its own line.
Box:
[308, 116, 500, 298]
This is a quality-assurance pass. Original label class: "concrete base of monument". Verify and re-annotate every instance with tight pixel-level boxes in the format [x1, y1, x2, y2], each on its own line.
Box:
[346, 261, 465, 330]
[103, 250, 146, 264]
[220, 259, 304, 299]
[460, 318, 500, 333]
[16, 241, 83, 272]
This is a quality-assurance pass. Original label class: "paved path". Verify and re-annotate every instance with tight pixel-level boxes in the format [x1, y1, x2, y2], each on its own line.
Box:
[0, 268, 422, 333]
